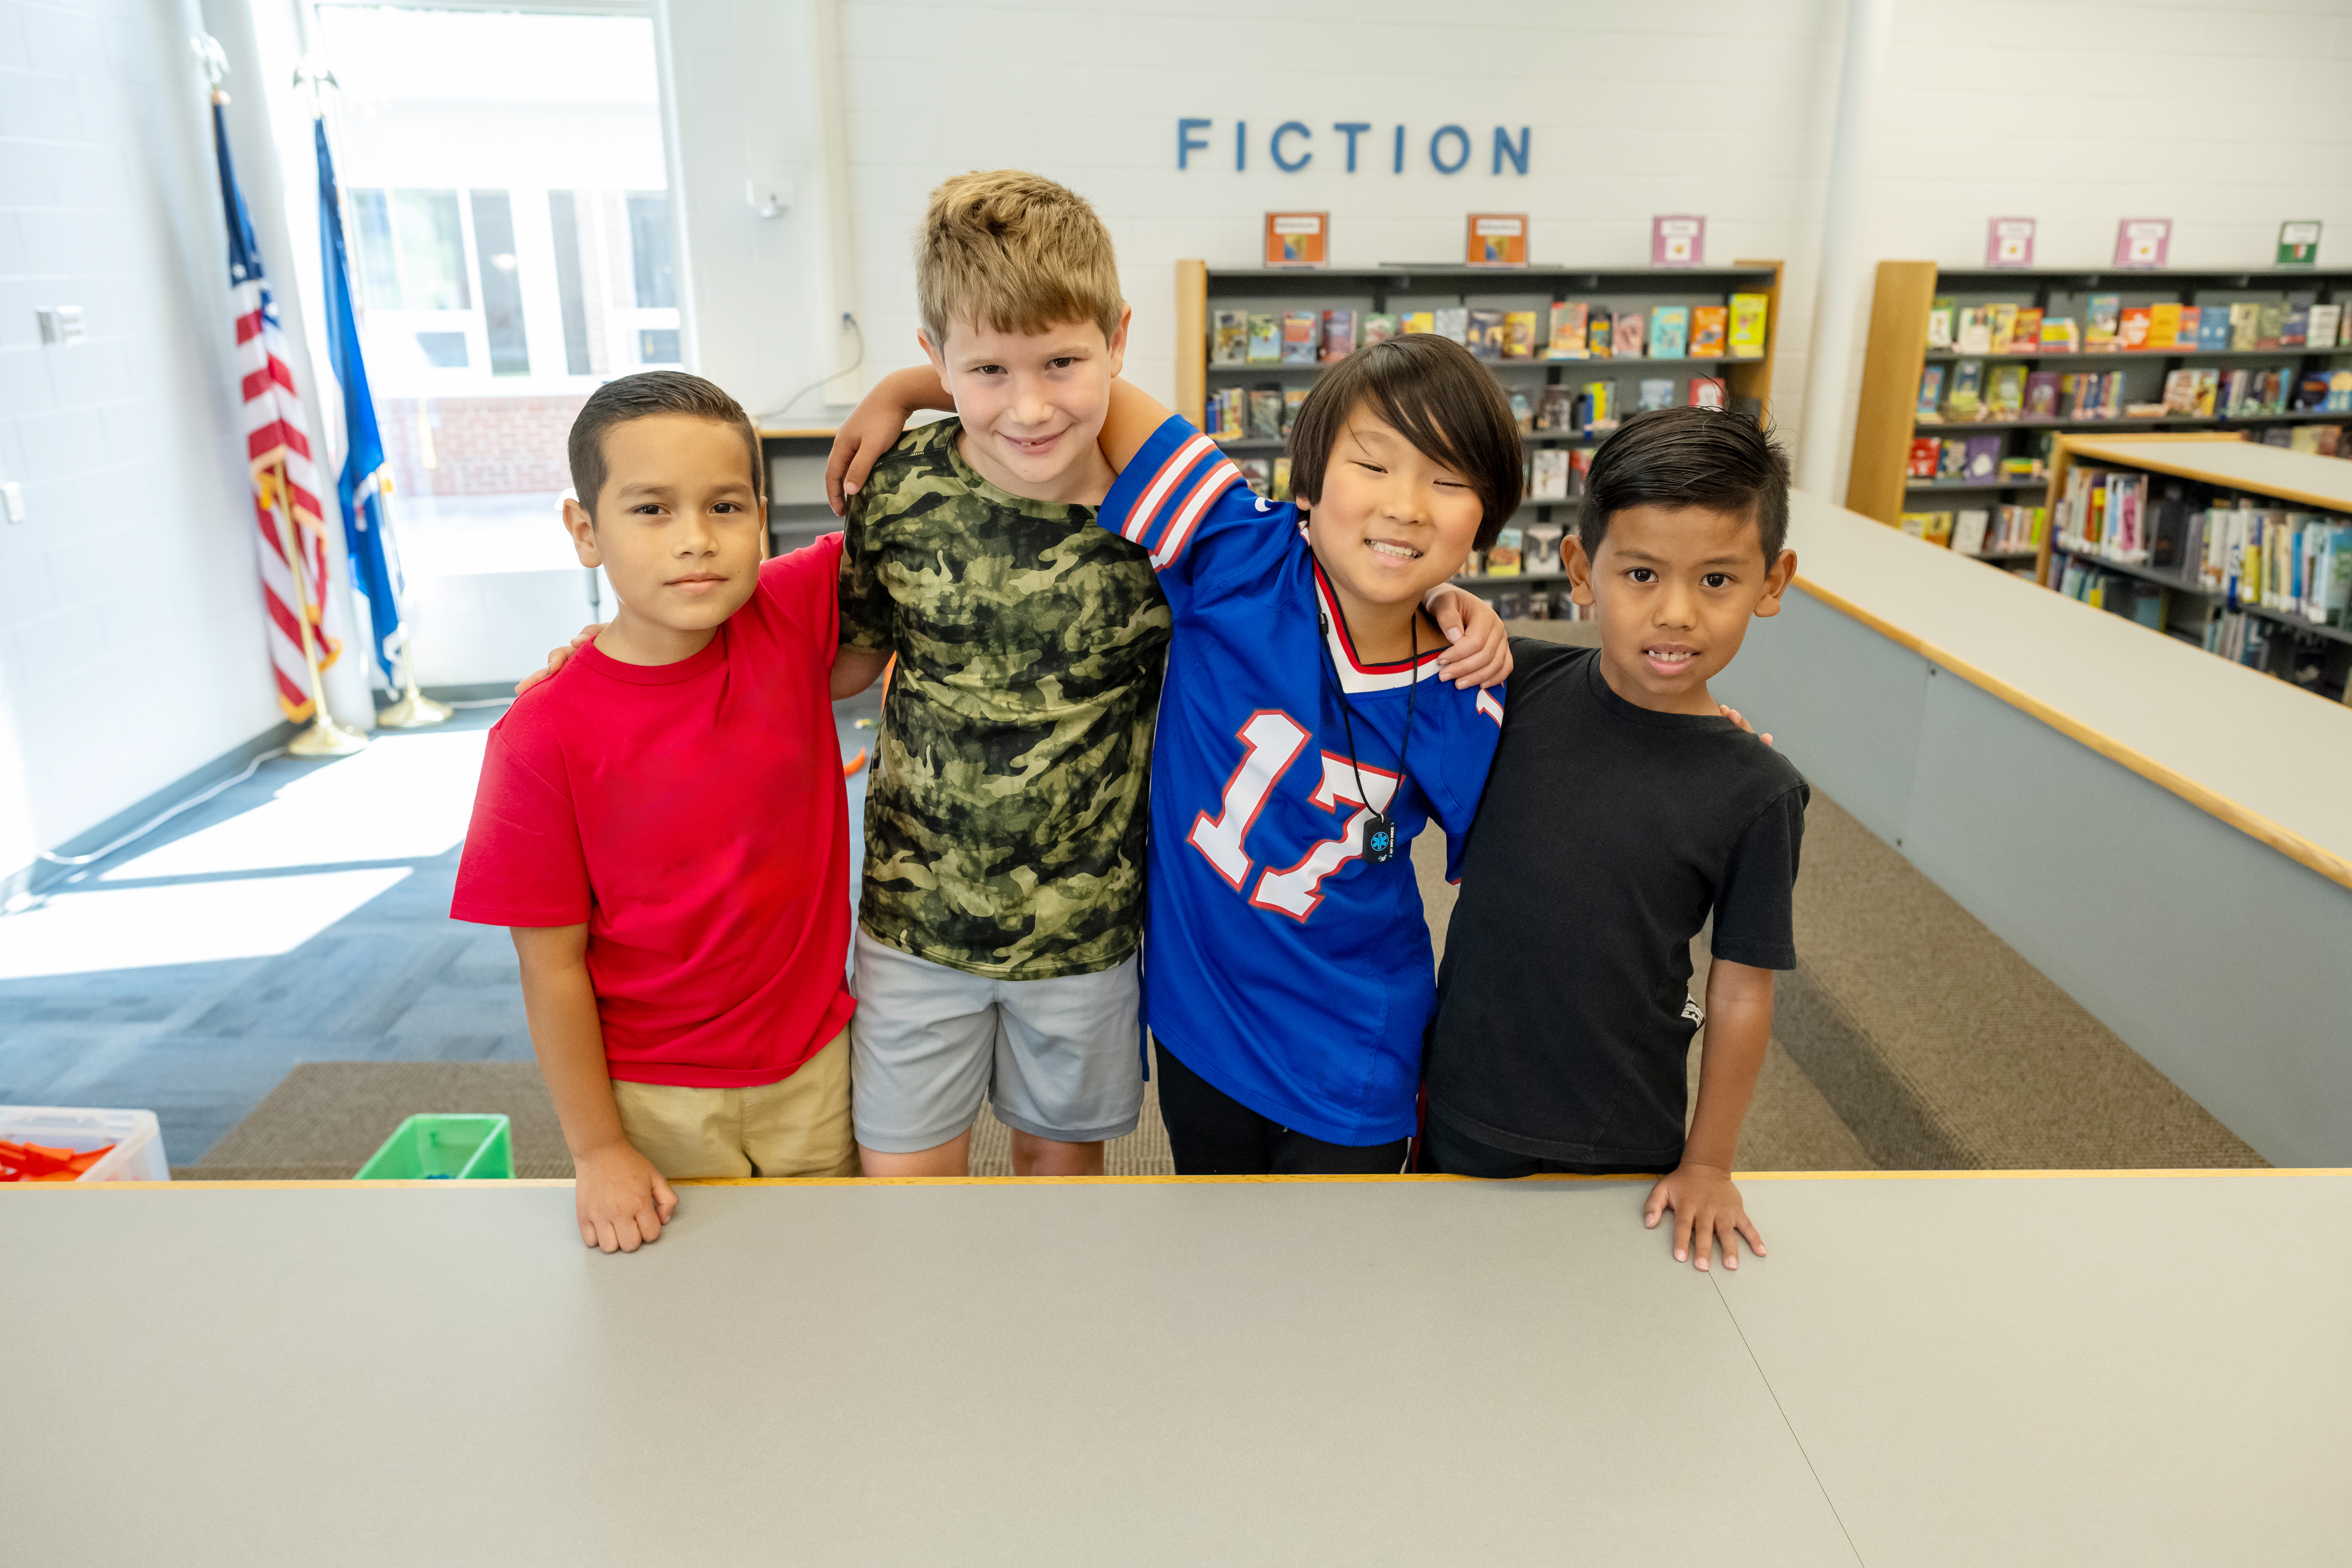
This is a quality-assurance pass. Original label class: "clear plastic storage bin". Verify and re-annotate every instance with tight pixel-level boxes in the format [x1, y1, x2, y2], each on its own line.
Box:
[0, 1106, 171, 1182]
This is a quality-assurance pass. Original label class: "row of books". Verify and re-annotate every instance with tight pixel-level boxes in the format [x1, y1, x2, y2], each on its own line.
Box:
[1906, 433, 2047, 484]
[1919, 362, 2351, 422]
[2056, 559, 2170, 628]
[1480, 586, 1594, 622]
[1928, 297, 2349, 356]
[1227, 448, 1594, 507]
[1208, 297, 1769, 367]
[1208, 375, 1728, 444]
[1897, 505, 2046, 557]
[2202, 610, 2275, 670]
[2056, 467, 2352, 623]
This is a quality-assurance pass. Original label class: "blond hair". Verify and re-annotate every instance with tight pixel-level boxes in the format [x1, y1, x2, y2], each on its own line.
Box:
[915, 170, 1123, 349]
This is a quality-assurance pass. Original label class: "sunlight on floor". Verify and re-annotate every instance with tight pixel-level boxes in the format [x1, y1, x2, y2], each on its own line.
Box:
[0, 868, 414, 980]
[100, 730, 488, 881]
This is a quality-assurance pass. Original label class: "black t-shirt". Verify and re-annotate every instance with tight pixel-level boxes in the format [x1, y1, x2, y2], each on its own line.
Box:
[1426, 640, 1808, 1168]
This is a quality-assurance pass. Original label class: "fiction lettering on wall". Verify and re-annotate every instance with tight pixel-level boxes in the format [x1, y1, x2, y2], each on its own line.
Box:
[1178, 120, 1530, 176]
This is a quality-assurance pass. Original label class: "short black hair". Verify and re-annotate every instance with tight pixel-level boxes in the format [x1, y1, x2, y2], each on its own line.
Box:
[567, 371, 763, 518]
[1288, 334, 1524, 551]
[1579, 406, 1790, 564]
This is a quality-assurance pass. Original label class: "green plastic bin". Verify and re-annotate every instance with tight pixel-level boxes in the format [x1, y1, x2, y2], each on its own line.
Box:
[355, 1114, 514, 1180]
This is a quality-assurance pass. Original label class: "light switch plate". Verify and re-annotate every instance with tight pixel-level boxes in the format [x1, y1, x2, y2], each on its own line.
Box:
[36, 305, 85, 345]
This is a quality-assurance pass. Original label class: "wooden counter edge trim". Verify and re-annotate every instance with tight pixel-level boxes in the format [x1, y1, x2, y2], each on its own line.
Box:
[1793, 574, 2352, 894]
[17, 1168, 2339, 1191]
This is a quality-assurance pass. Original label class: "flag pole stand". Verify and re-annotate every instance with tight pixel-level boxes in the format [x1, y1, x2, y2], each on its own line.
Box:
[375, 648, 450, 729]
[272, 491, 367, 758]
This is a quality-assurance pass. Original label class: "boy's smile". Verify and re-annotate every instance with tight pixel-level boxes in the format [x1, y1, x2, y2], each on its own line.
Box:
[1567, 502, 1797, 716]
[1302, 406, 1485, 655]
[922, 308, 1130, 506]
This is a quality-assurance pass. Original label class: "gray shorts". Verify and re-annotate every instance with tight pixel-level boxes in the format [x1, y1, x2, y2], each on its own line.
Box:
[847, 928, 1146, 1153]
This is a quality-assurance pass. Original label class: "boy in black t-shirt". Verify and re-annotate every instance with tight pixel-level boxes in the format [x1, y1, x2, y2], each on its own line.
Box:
[1424, 406, 1807, 1272]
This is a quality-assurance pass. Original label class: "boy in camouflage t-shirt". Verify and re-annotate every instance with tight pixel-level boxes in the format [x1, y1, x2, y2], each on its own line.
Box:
[831, 171, 1508, 1177]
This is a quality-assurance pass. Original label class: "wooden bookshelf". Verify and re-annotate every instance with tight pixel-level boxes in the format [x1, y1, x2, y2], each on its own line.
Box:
[759, 426, 840, 559]
[1845, 261, 2352, 556]
[2040, 432, 2352, 702]
[1175, 261, 1784, 609]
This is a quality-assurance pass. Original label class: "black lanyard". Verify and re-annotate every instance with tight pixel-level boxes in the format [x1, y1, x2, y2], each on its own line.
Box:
[1315, 591, 1416, 865]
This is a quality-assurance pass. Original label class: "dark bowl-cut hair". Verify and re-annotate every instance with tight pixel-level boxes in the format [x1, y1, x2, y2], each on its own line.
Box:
[1579, 405, 1790, 564]
[567, 370, 764, 518]
[1287, 334, 1524, 551]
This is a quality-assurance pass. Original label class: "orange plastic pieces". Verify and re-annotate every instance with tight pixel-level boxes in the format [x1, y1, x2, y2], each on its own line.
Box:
[0, 1138, 115, 1182]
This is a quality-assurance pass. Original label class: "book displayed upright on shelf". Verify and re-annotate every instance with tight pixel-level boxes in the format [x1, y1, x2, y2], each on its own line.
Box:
[2041, 317, 2079, 352]
[1586, 305, 1613, 358]
[1435, 307, 1469, 344]
[1362, 313, 1397, 347]
[1248, 389, 1282, 439]
[1320, 309, 1356, 362]
[1926, 297, 1955, 350]
[2024, 371, 2060, 419]
[1467, 309, 1505, 361]
[1503, 311, 1539, 360]
[1690, 305, 1726, 357]
[1649, 305, 1689, 359]
[1248, 313, 1280, 364]
[1916, 364, 1945, 418]
[2084, 294, 2122, 350]
[1280, 310, 1318, 365]
[1547, 302, 1588, 359]
[1728, 294, 1769, 357]
[1211, 311, 1247, 366]
[1611, 311, 1645, 359]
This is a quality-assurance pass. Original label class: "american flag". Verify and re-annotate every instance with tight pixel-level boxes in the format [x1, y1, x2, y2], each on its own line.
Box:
[210, 95, 337, 719]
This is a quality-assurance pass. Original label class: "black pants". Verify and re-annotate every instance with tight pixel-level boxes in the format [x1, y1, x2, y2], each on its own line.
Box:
[1154, 1042, 1410, 1175]
[1420, 1112, 1674, 1180]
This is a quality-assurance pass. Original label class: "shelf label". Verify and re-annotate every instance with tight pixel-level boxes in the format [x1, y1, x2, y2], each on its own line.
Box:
[2114, 218, 2172, 269]
[1652, 215, 1704, 267]
[1986, 217, 2036, 269]
[2278, 221, 2322, 267]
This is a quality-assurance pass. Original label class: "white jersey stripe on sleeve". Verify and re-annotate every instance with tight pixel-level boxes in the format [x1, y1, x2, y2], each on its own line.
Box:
[1150, 461, 1242, 571]
[1123, 433, 1220, 544]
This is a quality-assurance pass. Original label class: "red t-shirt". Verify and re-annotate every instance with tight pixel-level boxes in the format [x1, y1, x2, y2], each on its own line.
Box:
[450, 536, 855, 1088]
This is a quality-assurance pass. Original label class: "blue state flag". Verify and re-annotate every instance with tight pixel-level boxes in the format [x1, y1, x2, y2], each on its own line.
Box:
[314, 116, 406, 689]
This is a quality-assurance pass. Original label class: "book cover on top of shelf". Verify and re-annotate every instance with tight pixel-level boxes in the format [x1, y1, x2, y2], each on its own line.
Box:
[1908, 436, 1939, 477]
[1689, 305, 1726, 357]
[1361, 313, 1399, 348]
[2276, 220, 2322, 267]
[1435, 307, 1469, 345]
[2195, 307, 2232, 350]
[1467, 308, 1506, 361]
[2023, 370, 2060, 419]
[1280, 310, 1318, 364]
[2118, 305, 2151, 350]
[1547, 302, 1589, 359]
[1728, 293, 1769, 358]
[1264, 211, 1328, 268]
[2147, 302, 2181, 349]
[1612, 311, 1647, 359]
[1649, 306, 1689, 359]
[1587, 305, 1614, 358]
[2084, 294, 2122, 349]
[1688, 377, 1725, 409]
[1502, 310, 1540, 360]
[1916, 364, 1945, 418]
[1925, 297, 1956, 350]
[2041, 316, 2079, 352]
[1211, 310, 1248, 366]
[2114, 218, 2170, 268]
[1247, 313, 1280, 365]
[1466, 213, 1529, 267]
[1320, 309, 1357, 362]
[1988, 303, 2019, 355]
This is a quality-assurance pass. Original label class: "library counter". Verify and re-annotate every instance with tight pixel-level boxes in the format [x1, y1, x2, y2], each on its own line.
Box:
[7, 1172, 2347, 1566]
[1715, 493, 2352, 1163]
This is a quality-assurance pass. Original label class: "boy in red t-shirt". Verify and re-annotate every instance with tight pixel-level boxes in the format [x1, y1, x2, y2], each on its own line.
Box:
[453, 373, 877, 1252]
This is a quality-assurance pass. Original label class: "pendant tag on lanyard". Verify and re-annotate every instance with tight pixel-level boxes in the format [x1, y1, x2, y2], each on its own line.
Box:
[1363, 812, 1396, 865]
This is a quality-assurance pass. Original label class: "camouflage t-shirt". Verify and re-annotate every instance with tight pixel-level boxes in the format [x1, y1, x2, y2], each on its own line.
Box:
[841, 417, 1171, 980]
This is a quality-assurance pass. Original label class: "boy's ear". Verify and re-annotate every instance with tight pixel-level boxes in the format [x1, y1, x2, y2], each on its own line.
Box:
[1106, 302, 1132, 376]
[916, 328, 952, 398]
[561, 497, 602, 569]
[1563, 533, 1595, 606]
[1753, 547, 1798, 618]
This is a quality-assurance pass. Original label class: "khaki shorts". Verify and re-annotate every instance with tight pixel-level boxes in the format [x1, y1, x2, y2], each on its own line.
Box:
[610, 1028, 859, 1179]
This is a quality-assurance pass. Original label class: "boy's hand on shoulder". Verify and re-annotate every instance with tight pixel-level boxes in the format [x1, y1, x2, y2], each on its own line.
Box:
[515, 623, 607, 697]
[1717, 704, 1773, 748]
[825, 365, 954, 515]
[1643, 1162, 1765, 1272]
[1425, 583, 1513, 689]
[573, 1140, 678, 1253]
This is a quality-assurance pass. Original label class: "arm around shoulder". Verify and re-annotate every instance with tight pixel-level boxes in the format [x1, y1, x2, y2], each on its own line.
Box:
[1099, 378, 1174, 475]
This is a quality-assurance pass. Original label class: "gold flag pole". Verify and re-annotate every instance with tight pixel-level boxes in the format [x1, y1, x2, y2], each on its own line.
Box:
[269, 468, 367, 757]
[369, 474, 450, 728]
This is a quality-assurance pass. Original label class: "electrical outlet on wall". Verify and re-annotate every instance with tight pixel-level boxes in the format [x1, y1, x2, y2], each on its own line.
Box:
[36, 306, 85, 345]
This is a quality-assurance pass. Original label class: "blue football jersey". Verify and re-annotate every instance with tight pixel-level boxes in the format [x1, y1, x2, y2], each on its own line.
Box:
[1099, 415, 1506, 1145]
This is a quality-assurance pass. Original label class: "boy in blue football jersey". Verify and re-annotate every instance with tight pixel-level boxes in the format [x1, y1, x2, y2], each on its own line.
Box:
[836, 334, 1525, 1172]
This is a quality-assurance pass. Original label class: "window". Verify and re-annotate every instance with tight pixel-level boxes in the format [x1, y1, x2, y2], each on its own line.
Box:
[627, 192, 675, 310]
[468, 191, 528, 376]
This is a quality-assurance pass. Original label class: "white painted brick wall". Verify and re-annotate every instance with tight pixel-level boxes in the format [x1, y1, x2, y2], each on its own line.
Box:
[0, 0, 284, 875]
